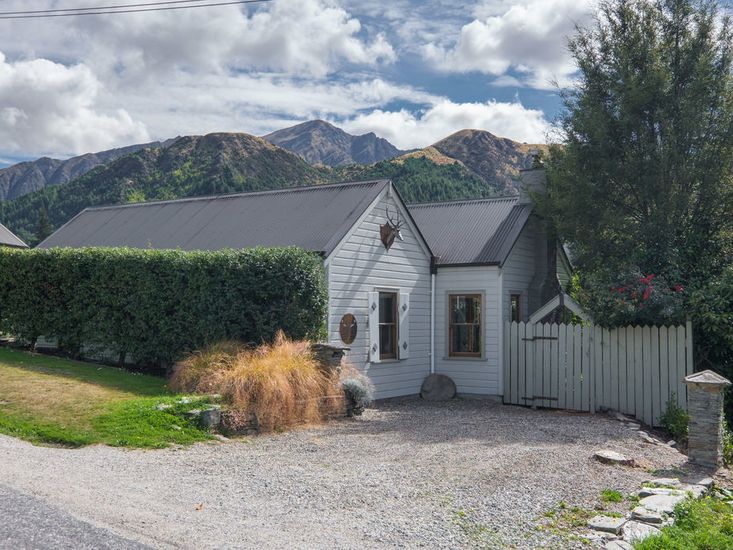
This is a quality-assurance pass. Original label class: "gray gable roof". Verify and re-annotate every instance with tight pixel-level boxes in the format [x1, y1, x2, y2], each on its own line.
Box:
[0, 222, 27, 248]
[39, 180, 390, 256]
[408, 197, 532, 266]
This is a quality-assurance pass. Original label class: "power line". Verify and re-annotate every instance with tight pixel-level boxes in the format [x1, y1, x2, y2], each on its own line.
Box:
[0, 0, 270, 19]
[0, 1, 210, 16]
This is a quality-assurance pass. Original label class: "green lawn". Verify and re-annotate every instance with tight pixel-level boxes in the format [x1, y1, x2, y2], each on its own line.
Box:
[0, 348, 212, 448]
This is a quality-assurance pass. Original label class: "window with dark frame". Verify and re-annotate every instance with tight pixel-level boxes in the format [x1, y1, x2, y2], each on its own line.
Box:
[510, 294, 522, 323]
[448, 294, 482, 357]
[378, 292, 398, 359]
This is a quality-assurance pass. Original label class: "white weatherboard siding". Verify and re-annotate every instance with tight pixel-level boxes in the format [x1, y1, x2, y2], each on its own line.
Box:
[433, 266, 501, 395]
[502, 217, 544, 322]
[326, 190, 432, 399]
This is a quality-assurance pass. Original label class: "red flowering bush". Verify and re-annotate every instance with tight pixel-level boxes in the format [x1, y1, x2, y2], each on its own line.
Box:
[579, 268, 686, 326]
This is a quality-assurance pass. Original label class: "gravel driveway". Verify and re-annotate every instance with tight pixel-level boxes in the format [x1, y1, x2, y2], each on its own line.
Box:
[0, 398, 689, 549]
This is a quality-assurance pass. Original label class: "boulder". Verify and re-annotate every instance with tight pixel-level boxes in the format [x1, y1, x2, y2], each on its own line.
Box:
[638, 487, 684, 498]
[420, 374, 457, 401]
[605, 541, 634, 550]
[639, 494, 686, 515]
[588, 515, 626, 534]
[630, 506, 663, 524]
[622, 521, 660, 543]
[696, 477, 714, 489]
[643, 478, 681, 488]
[594, 450, 633, 466]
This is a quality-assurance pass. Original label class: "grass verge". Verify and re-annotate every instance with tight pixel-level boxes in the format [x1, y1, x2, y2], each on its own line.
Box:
[634, 497, 733, 549]
[0, 348, 211, 448]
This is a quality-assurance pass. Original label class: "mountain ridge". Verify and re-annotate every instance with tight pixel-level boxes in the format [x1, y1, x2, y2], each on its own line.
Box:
[263, 120, 405, 166]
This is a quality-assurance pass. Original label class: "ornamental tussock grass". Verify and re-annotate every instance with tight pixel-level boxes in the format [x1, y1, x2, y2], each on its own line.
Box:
[170, 332, 344, 432]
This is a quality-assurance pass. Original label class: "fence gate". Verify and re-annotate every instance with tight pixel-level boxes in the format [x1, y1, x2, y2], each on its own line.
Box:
[503, 320, 694, 427]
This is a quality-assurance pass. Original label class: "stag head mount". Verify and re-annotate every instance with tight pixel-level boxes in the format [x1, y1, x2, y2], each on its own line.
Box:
[380, 206, 404, 251]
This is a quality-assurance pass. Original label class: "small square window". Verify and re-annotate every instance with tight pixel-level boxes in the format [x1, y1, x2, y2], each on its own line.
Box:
[510, 294, 522, 323]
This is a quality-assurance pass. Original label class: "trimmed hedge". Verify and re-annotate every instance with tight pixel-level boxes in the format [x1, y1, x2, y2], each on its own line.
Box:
[0, 247, 327, 369]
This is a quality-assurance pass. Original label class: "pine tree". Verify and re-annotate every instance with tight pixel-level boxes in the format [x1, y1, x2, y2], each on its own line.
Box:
[543, 0, 733, 287]
[34, 208, 52, 244]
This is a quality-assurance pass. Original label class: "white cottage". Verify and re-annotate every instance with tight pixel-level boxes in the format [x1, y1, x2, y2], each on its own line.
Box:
[39, 167, 570, 399]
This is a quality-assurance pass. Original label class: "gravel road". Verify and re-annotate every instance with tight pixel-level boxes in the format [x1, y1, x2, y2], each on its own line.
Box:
[0, 398, 688, 549]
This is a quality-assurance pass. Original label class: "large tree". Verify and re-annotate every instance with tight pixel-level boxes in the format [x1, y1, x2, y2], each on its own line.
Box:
[543, 0, 733, 377]
[545, 0, 733, 285]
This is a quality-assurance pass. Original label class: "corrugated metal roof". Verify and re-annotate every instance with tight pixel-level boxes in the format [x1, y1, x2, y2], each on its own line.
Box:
[0, 222, 27, 248]
[39, 180, 390, 255]
[408, 197, 532, 266]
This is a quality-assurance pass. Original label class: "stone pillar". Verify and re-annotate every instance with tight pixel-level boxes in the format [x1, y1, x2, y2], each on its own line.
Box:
[310, 343, 349, 374]
[684, 370, 731, 468]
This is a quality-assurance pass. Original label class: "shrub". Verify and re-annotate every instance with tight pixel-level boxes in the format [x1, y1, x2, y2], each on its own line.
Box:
[659, 394, 689, 444]
[0, 247, 327, 370]
[600, 489, 623, 503]
[723, 422, 733, 467]
[341, 367, 375, 416]
[634, 497, 733, 550]
[170, 332, 343, 432]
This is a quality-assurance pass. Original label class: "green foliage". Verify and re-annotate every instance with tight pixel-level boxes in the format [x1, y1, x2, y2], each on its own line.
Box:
[579, 269, 686, 327]
[659, 394, 689, 444]
[539, 0, 733, 412]
[634, 497, 733, 549]
[33, 208, 52, 245]
[334, 156, 501, 203]
[342, 375, 375, 416]
[0, 247, 327, 369]
[0, 141, 498, 241]
[601, 489, 623, 503]
[543, 0, 733, 284]
[723, 422, 733, 466]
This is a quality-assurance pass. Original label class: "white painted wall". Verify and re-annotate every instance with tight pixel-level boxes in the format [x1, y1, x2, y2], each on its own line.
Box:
[502, 218, 540, 322]
[326, 187, 432, 399]
[433, 266, 501, 396]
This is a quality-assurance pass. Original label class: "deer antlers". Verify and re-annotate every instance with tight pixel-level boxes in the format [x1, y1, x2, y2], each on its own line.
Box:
[385, 206, 404, 231]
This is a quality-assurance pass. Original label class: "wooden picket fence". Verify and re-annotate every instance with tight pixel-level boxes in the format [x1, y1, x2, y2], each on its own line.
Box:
[503, 321, 694, 427]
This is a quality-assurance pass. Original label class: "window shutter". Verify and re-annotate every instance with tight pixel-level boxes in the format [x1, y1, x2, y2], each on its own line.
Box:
[399, 292, 410, 359]
[368, 291, 380, 363]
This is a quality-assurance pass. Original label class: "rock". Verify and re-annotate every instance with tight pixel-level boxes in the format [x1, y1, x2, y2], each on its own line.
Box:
[667, 440, 676, 447]
[613, 412, 635, 423]
[626, 423, 641, 430]
[638, 487, 684, 498]
[171, 424, 182, 431]
[696, 477, 714, 489]
[643, 478, 681, 488]
[213, 434, 230, 442]
[588, 515, 626, 534]
[200, 405, 222, 429]
[605, 540, 634, 550]
[594, 450, 633, 466]
[179, 397, 193, 404]
[420, 374, 456, 401]
[155, 403, 172, 411]
[638, 432, 661, 444]
[630, 506, 663, 524]
[623, 521, 660, 543]
[680, 484, 706, 499]
[639, 494, 687, 515]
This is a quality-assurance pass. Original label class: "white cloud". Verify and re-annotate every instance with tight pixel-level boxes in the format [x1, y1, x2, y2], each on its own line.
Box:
[423, 0, 595, 89]
[340, 99, 552, 149]
[0, 0, 395, 81]
[0, 53, 148, 156]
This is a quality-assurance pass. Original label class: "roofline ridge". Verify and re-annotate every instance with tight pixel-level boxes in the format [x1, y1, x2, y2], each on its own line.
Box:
[84, 179, 391, 212]
[408, 194, 519, 208]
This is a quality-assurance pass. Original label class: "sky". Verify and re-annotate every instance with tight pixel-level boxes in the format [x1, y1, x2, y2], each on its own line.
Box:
[0, 0, 600, 165]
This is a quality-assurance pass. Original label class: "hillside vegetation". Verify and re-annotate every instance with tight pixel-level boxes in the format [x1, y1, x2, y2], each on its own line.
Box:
[1, 133, 507, 244]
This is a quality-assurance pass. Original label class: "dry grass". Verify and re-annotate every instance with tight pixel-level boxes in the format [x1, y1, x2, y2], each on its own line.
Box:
[170, 332, 344, 432]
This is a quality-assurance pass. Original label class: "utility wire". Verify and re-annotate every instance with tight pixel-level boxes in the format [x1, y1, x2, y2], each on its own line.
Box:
[0, 1, 210, 16]
[0, 0, 270, 19]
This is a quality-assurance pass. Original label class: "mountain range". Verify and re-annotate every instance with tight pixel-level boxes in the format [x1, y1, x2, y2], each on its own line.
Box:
[0, 120, 545, 244]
